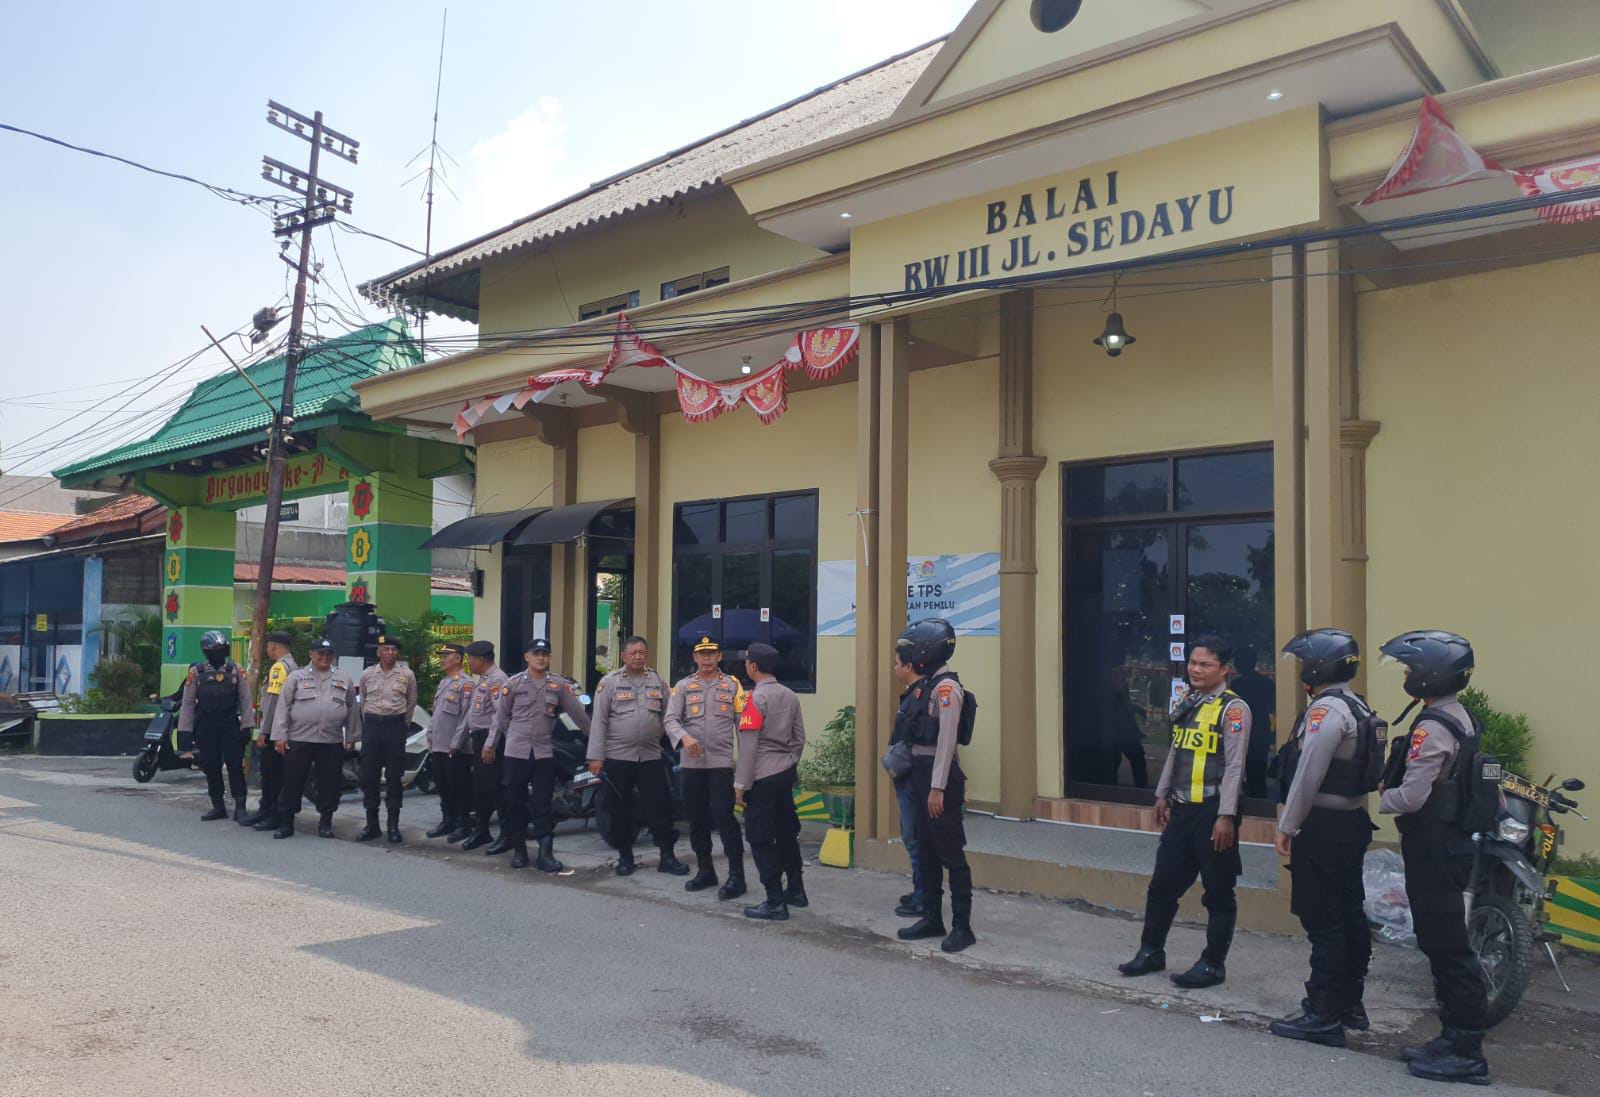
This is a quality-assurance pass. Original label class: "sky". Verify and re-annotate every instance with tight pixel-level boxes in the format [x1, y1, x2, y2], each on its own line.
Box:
[0, 0, 970, 505]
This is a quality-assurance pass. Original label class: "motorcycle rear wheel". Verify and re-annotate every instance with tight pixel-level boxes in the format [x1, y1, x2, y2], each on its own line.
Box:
[132, 750, 158, 783]
[1469, 892, 1535, 1028]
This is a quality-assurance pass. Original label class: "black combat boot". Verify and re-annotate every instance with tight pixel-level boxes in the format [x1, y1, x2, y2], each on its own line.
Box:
[942, 897, 976, 953]
[1303, 983, 1370, 1031]
[1271, 989, 1347, 1048]
[386, 810, 403, 844]
[460, 827, 493, 851]
[357, 809, 383, 842]
[273, 815, 295, 839]
[615, 848, 636, 876]
[657, 849, 691, 876]
[1401, 1030, 1457, 1063]
[447, 817, 476, 843]
[201, 798, 228, 822]
[317, 813, 335, 838]
[783, 877, 809, 908]
[895, 891, 925, 918]
[426, 814, 456, 839]
[534, 837, 564, 873]
[252, 810, 280, 832]
[898, 898, 947, 941]
[1408, 1028, 1490, 1086]
[684, 856, 718, 892]
[743, 896, 789, 921]
[485, 832, 513, 856]
[1170, 958, 1227, 989]
[717, 861, 747, 901]
[233, 799, 251, 824]
[1117, 946, 1166, 977]
[509, 840, 529, 869]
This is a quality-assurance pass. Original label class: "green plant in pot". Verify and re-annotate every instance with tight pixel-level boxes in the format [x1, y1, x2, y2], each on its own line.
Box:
[800, 705, 856, 827]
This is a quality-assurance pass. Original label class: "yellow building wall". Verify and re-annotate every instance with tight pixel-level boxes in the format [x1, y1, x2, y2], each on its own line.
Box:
[469, 434, 556, 651]
[1032, 261, 1275, 797]
[477, 189, 825, 337]
[1362, 252, 1600, 856]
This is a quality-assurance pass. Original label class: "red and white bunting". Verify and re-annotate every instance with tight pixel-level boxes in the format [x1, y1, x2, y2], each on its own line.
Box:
[1516, 155, 1600, 224]
[605, 313, 671, 373]
[673, 360, 789, 425]
[786, 325, 860, 380]
[1360, 96, 1506, 206]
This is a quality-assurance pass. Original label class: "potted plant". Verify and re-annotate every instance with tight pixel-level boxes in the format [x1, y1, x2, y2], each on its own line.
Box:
[799, 704, 856, 827]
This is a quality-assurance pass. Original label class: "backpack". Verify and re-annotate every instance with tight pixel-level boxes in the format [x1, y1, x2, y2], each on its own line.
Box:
[926, 671, 979, 746]
[1416, 707, 1502, 834]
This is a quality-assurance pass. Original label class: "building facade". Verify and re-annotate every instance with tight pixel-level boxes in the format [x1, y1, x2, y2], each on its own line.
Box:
[359, 0, 1600, 916]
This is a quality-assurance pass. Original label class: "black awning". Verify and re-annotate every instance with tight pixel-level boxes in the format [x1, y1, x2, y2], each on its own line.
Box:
[421, 508, 549, 549]
[510, 498, 632, 546]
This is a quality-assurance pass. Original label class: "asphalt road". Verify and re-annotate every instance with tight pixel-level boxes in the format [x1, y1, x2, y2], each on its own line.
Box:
[0, 764, 1564, 1097]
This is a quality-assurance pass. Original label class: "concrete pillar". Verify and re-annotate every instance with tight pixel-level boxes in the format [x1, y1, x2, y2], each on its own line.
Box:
[871, 319, 911, 840]
[80, 556, 104, 682]
[989, 291, 1046, 819]
[632, 420, 662, 655]
[1270, 246, 1307, 747]
[1304, 243, 1344, 631]
[346, 472, 432, 621]
[551, 425, 579, 678]
[852, 324, 882, 842]
[160, 506, 236, 694]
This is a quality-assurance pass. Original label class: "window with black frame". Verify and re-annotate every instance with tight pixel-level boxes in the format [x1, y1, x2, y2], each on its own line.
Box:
[670, 491, 817, 690]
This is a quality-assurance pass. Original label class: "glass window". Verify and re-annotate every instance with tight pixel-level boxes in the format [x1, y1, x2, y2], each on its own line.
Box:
[723, 498, 767, 544]
[671, 553, 714, 680]
[1066, 460, 1169, 519]
[772, 493, 817, 541]
[674, 503, 719, 546]
[1176, 452, 1273, 513]
[771, 549, 816, 685]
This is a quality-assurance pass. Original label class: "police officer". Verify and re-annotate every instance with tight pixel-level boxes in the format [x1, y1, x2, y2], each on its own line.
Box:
[586, 636, 689, 878]
[664, 636, 747, 899]
[893, 619, 976, 953]
[425, 642, 472, 839]
[178, 630, 255, 823]
[1269, 628, 1377, 1047]
[460, 640, 510, 852]
[1378, 630, 1490, 1086]
[489, 638, 590, 871]
[737, 642, 808, 921]
[271, 638, 358, 839]
[242, 631, 296, 832]
[356, 635, 418, 844]
[889, 649, 925, 919]
[1119, 634, 1249, 988]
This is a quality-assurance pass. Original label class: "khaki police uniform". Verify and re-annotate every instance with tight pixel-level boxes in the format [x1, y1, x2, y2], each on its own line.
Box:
[429, 668, 474, 833]
[491, 670, 589, 845]
[273, 664, 358, 822]
[357, 661, 418, 826]
[736, 677, 807, 906]
[588, 666, 679, 859]
[665, 665, 746, 879]
[464, 665, 511, 844]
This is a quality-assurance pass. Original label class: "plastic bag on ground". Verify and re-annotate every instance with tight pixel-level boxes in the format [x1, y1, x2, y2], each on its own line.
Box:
[1363, 848, 1415, 945]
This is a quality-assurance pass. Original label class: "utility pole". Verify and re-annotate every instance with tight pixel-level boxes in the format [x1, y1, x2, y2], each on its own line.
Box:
[248, 102, 358, 684]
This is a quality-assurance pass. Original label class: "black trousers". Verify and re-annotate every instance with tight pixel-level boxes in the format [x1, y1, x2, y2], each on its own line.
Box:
[429, 751, 459, 820]
[447, 751, 475, 823]
[744, 765, 803, 903]
[1290, 807, 1375, 1009]
[1141, 799, 1243, 964]
[1400, 817, 1489, 1031]
[504, 755, 560, 842]
[910, 757, 972, 920]
[683, 767, 743, 865]
[195, 716, 246, 803]
[277, 741, 343, 818]
[360, 715, 409, 816]
[470, 730, 504, 836]
[255, 735, 284, 814]
[603, 757, 679, 853]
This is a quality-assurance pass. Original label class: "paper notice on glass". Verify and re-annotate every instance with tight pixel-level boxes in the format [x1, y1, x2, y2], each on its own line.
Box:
[1169, 614, 1185, 634]
[1172, 678, 1189, 703]
[1170, 642, 1186, 661]
[712, 604, 722, 620]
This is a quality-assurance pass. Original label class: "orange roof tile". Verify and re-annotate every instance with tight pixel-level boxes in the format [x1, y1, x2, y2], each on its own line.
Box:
[0, 510, 72, 544]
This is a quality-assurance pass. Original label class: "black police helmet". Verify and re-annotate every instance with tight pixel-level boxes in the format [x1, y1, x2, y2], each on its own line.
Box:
[1282, 628, 1359, 687]
[199, 630, 229, 653]
[1379, 629, 1474, 699]
[896, 618, 956, 674]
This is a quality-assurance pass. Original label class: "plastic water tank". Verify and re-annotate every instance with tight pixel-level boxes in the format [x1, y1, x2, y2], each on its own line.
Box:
[322, 601, 386, 662]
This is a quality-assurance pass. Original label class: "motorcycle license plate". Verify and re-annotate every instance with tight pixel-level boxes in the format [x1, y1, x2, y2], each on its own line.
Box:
[143, 729, 163, 741]
[1501, 773, 1550, 808]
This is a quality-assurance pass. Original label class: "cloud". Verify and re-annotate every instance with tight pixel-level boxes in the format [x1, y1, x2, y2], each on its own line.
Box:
[458, 97, 589, 238]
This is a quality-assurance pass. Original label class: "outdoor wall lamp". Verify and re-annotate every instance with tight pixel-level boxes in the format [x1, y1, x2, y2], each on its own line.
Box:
[1093, 273, 1136, 358]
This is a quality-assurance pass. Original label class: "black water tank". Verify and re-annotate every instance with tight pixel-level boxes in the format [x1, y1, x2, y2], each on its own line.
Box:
[323, 601, 387, 662]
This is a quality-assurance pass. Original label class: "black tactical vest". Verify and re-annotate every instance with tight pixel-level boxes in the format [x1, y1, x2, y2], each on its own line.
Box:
[195, 662, 241, 718]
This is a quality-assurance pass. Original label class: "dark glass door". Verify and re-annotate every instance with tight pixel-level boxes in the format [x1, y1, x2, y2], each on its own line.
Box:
[500, 545, 551, 675]
[584, 508, 634, 696]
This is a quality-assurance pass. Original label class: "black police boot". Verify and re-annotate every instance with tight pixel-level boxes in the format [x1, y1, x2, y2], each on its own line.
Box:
[273, 815, 295, 839]
[684, 856, 718, 892]
[1407, 1028, 1490, 1086]
[201, 799, 228, 822]
[233, 799, 251, 824]
[717, 861, 747, 901]
[426, 815, 455, 839]
[1270, 991, 1347, 1048]
[743, 898, 790, 921]
[317, 813, 335, 839]
[510, 840, 529, 869]
[1117, 946, 1166, 977]
[387, 811, 403, 844]
[895, 891, 925, 918]
[1401, 1030, 1456, 1063]
[615, 848, 636, 877]
[447, 817, 476, 844]
[1343, 982, 1371, 1031]
[783, 879, 809, 908]
[485, 833, 513, 856]
[1170, 958, 1227, 989]
[942, 899, 976, 954]
[657, 850, 691, 876]
[534, 837, 564, 874]
[252, 810, 280, 832]
[898, 897, 947, 941]
[357, 809, 383, 842]
[460, 828, 493, 851]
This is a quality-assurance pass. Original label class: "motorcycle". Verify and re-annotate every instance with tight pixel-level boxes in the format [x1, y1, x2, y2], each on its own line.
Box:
[303, 713, 434, 802]
[131, 698, 199, 783]
[542, 695, 685, 847]
[1468, 771, 1587, 1026]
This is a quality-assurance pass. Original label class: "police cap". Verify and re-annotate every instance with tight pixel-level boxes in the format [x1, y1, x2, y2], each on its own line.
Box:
[524, 637, 552, 654]
[438, 642, 467, 657]
[746, 642, 779, 674]
[376, 634, 399, 649]
[309, 638, 335, 653]
[465, 640, 495, 659]
[692, 635, 721, 653]
[265, 630, 294, 645]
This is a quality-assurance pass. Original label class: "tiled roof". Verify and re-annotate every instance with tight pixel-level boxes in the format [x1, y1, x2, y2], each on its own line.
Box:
[234, 562, 470, 592]
[0, 511, 71, 544]
[364, 42, 941, 300]
[48, 494, 164, 542]
[53, 318, 422, 483]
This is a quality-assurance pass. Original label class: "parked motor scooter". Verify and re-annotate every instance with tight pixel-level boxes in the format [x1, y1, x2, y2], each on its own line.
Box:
[540, 688, 684, 846]
[131, 697, 199, 783]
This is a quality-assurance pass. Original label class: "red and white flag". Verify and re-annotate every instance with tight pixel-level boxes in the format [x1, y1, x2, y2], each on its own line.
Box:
[1360, 96, 1505, 206]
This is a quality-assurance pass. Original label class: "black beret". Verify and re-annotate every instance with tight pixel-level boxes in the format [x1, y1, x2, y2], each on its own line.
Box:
[265, 630, 293, 645]
[747, 642, 779, 661]
[465, 640, 495, 659]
